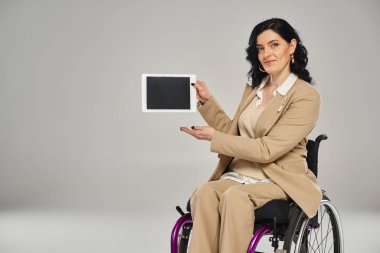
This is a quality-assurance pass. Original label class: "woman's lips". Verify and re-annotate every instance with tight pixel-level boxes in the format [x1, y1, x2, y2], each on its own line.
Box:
[264, 60, 275, 64]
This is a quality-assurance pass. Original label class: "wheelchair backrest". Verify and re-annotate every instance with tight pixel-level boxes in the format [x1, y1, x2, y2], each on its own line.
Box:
[306, 134, 328, 178]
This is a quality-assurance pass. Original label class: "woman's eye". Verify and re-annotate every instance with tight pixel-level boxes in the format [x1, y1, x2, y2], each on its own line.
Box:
[257, 48, 263, 52]
[271, 43, 279, 48]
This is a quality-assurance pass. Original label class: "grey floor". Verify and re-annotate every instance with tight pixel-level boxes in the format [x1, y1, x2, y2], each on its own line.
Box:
[0, 208, 378, 253]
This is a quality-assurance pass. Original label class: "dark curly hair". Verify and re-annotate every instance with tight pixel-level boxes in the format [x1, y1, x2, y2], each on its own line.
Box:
[246, 18, 313, 88]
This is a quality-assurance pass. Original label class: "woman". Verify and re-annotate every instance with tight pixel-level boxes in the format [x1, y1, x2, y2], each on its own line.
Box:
[180, 18, 322, 253]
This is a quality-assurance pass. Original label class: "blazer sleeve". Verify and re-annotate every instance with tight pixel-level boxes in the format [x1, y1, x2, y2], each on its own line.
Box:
[210, 86, 321, 163]
[197, 95, 233, 133]
[198, 84, 253, 133]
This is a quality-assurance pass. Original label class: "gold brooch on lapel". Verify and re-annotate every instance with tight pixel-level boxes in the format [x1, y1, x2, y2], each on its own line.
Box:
[277, 94, 288, 113]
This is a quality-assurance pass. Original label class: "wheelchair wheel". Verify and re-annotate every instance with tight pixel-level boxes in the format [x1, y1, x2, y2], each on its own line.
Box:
[177, 222, 192, 253]
[283, 196, 344, 253]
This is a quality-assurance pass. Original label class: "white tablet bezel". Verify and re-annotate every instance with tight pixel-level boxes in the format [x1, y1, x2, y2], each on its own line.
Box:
[141, 74, 197, 112]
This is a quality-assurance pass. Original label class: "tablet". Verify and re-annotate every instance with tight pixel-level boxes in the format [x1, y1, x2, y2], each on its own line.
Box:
[142, 74, 197, 112]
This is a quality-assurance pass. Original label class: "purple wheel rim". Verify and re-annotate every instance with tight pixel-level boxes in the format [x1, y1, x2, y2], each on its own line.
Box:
[246, 225, 273, 253]
[171, 214, 192, 253]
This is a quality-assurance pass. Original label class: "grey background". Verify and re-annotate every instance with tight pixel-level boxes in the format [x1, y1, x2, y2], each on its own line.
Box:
[0, 0, 379, 252]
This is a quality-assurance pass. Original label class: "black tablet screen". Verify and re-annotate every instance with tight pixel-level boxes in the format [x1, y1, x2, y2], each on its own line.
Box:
[146, 77, 191, 109]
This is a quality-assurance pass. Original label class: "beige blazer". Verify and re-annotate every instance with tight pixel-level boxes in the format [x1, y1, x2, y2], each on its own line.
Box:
[198, 78, 322, 218]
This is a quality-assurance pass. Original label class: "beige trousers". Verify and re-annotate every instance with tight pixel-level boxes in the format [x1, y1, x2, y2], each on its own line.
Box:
[188, 179, 288, 253]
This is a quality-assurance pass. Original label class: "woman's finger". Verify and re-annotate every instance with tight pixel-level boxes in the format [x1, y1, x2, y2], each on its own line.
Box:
[180, 127, 192, 133]
[195, 80, 206, 90]
[192, 125, 207, 130]
[193, 80, 211, 103]
[180, 127, 202, 139]
[180, 125, 213, 141]
[180, 127, 197, 135]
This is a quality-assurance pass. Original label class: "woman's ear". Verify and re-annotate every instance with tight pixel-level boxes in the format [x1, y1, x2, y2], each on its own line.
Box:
[290, 38, 297, 54]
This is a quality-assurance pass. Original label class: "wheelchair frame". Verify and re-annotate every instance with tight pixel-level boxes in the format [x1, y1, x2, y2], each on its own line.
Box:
[171, 134, 344, 253]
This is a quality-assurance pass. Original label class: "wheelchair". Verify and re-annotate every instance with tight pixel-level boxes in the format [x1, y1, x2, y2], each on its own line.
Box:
[171, 134, 344, 253]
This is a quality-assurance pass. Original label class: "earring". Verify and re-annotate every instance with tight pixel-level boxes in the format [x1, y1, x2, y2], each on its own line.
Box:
[259, 64, 266, 72]
[291, 54, 295, 64]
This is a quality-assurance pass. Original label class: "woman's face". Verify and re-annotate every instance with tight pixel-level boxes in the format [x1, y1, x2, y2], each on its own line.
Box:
[256, 29, 296, 76]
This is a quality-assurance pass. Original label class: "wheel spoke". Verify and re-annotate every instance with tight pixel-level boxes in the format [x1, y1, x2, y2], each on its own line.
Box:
[307, 204, 337, 253]
[283, 199, 343, 253]
[319, 207, 326, 253]
[308, 228, 333, 253]
[323, 216, 331, 253]
[327, 240, 335, 253]
[310, 220, 319, 251]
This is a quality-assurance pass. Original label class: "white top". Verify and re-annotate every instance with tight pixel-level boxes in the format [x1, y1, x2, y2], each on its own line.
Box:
[220, 73, 298, 184]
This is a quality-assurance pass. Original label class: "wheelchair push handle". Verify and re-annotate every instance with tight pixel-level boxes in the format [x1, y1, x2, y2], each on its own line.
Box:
[315, 134, 328, 144]
[176, 206, 186, 216]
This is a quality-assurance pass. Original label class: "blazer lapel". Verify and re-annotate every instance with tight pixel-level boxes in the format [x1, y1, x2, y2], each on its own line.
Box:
[228, 87, 258, 136]
[255, 92, 286, 137]
[240, 88, 258, 112]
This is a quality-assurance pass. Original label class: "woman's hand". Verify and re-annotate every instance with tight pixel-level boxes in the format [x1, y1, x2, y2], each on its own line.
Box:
[193, 80, 212, 104]
[180, 126, 215, 141]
